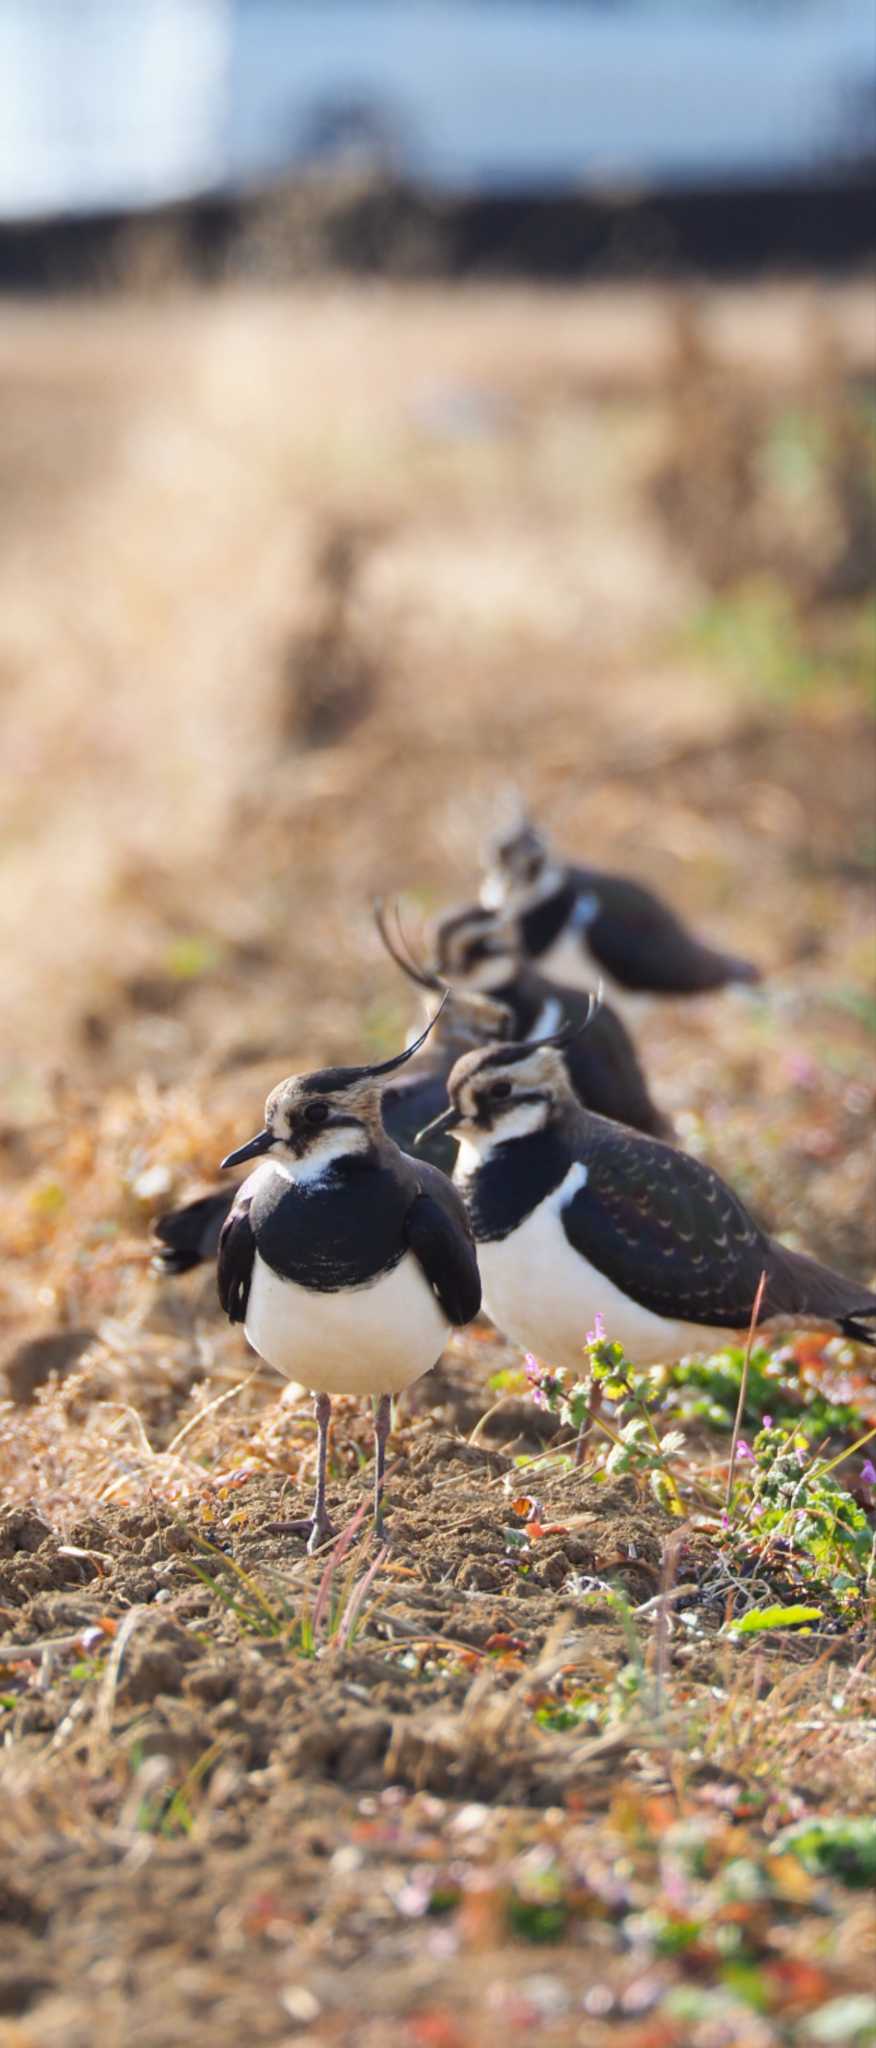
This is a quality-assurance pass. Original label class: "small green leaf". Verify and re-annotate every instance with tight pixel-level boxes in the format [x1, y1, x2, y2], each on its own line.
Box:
[728, 1604, 823, 1635]
[775, 1817, 876, 1890]
[164, 935, 222, 980]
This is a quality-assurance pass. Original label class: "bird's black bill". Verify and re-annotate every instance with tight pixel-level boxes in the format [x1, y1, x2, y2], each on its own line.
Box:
[414, 1104, 462, 1149]
[220, 1127, 276, 1170]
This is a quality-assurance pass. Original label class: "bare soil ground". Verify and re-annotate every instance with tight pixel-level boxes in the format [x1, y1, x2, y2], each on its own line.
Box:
[0, 279, 874, 2048]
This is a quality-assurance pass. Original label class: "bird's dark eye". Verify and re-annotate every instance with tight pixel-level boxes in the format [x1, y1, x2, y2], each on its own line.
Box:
[303, 1101, 330, 1126]
[490, 1079, 512, 1100]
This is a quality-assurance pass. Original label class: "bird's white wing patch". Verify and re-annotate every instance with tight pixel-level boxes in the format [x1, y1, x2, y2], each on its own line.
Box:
[572, 892, 601, 928]
[531, 996, 564, 1038]
[557, 1160, 588, 1202]
[238, 1161, 283, 1203]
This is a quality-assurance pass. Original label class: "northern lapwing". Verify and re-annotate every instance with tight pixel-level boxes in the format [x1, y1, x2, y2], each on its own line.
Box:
[216, 1009, 481, 1549]
[419, 1033, 876, 1370]
[481, 814, 761, 1015]
[425, 901, 669, 1139]
[153, 981, 512, 1277]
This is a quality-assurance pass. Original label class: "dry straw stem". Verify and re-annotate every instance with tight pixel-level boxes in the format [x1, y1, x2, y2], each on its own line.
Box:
[725, 1267, 767, 1509]
[89, 1604, 152, 1759]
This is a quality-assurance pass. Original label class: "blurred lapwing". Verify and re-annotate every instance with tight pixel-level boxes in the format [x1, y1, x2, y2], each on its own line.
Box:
[419, 1035, 876, 1370]
[425, 901, 669, 1138]
[217, 1007, 481, 1549]
[481, 814, 761, 1013]
[153, 978, 511, 1277]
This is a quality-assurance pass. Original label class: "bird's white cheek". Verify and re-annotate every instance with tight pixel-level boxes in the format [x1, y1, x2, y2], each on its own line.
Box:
[286, 1129, 370, 1185]
[456, 1102, 546, 1168]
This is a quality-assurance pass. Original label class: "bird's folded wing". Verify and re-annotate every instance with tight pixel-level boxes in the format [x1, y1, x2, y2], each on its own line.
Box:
[588, 884, 754, 994]
[404, 1190, 482, 1326]
[217, 1194, 257, 1322]
[561, 1130, 769, 1328]
[582, 1001, 668, 1138]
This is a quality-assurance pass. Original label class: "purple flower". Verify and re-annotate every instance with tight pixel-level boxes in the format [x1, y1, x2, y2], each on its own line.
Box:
[524, 1354, 548, 1409]
[736, 1439, 755, 1463]
[586, 1313, 607, 1346]
[762, 1414, 773, 1430]
[860, 1460, 876, 1487]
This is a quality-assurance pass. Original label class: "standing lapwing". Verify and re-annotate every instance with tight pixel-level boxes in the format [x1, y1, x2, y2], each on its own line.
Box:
[423, 901, 669, 1139]
[418, 1034, 876, 1370]
[216, 1009, 481, 1549]
[481, 814, 761, 1013]
[153, 982, 511, 1276]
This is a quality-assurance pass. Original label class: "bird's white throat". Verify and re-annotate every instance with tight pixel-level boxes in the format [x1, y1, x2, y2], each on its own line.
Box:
[273, 1126, 370, 1187]
[507, 862, 566, 910]
[460, 953, 519, 993]
[457, 1097, 548, 1168]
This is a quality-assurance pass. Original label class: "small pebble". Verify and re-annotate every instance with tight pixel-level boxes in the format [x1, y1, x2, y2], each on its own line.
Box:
[280, 1987, 320, 2023]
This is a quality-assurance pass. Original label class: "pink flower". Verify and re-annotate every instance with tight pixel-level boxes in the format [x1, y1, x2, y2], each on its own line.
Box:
[587, 1313, 607, 1346]
[524, 1354, 548, 1409]
[785, 1052, 818, 1089]
[736, 1440, 755, 1462]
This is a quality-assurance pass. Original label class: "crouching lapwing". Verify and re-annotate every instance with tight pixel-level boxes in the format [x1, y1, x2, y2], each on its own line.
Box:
[419, 1034, 876, 1370]
[423, 901, 669, 1138]
[481, 814, 761, 1014]
[153, 982, 511, 1277]
[217, 1008, 481, 1549]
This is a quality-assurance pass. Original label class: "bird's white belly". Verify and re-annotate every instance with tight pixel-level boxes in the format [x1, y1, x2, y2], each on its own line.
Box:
[245, 1251, 450, 1397]
[536, 930, 651, 1027]
[477, 1175, 725, 1370]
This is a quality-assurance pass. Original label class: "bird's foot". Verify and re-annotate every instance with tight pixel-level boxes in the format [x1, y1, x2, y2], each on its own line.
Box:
[263, 1514, 336, 1551]
[306, 1513, 337, 1555]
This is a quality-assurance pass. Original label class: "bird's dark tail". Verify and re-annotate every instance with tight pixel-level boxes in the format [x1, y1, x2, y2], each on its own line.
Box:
[153, 1189, 234, 1275]
[727, 954, 762, 987]
[840, 1308, 876, 1350]
[770, 1244, 876, 1350]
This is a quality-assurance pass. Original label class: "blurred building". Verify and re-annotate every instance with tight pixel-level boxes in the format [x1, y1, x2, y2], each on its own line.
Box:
[1, 0, 874, 222]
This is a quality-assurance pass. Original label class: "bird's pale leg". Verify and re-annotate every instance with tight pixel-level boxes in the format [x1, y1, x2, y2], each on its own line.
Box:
[267, 1393, 336, 1548]
[373, 1394, 392, 1542]
[306, 1392, 335, 1554]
